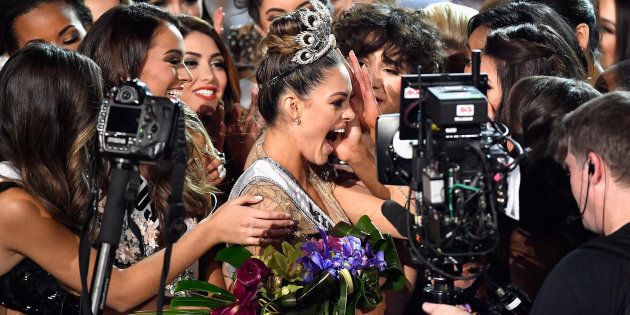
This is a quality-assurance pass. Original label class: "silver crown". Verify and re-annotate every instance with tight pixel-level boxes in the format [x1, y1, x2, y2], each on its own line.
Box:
[291, 0, 336, 65]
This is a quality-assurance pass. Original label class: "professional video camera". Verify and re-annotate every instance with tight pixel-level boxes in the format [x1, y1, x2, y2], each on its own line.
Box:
[81, 79, 187, 315]
[377, 51, 526, 307]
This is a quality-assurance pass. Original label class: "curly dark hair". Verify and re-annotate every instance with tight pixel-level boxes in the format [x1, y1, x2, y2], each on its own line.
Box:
[333, 3, 445, 74]
[0, 0, 92, 54]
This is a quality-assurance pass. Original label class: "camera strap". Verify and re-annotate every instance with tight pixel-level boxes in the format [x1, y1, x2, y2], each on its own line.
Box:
[156, 107, 188, 314]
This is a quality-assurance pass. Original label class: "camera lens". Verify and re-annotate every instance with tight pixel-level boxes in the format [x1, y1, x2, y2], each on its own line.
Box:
[117, 86, 138, 104]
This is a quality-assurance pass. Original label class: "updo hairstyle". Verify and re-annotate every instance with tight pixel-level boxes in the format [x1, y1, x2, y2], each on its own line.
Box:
[255, 9, 343, 125]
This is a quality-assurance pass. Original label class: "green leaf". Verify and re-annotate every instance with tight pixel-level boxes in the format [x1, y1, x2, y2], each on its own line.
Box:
[215, 246, 252, 268]
[358, 270, 381, 308]
[173, 280, 234, 301]
[354, 215, 384, 244]
[282, 242, 293, 257]
[331, 221, 353, 237]
[272, 251, 290, 279]
[381, 267, 406, 291]
[297, 272, 336, 305]
[338, 271, 349, 315]
[170, 296, 231, 309]
[379, 235, 406, 291]
[286, 242, 303, 263]
[382, 235, 403, 270]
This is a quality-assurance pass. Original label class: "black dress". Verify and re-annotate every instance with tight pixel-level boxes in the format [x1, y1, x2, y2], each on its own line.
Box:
[0, 182, 79, 314]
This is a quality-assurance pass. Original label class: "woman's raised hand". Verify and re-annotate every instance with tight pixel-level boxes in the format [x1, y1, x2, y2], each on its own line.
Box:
[345, 50, 380, 129]
[204, 194, 294, 246]
[213, 7, 224, 34]
[332, 111, 364, 164]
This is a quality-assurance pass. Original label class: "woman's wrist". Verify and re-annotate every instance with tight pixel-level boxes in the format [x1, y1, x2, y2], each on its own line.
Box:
[198, 214, 220, 249]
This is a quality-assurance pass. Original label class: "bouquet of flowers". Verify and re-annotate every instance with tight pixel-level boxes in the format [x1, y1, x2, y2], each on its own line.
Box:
[149, 215, 404, 314]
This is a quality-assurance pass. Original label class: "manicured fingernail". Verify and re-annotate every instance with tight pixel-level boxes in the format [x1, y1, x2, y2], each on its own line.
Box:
[254, 195, 263, 200]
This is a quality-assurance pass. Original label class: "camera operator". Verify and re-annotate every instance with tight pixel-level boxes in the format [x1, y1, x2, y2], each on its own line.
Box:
[423, 91, 630, 314]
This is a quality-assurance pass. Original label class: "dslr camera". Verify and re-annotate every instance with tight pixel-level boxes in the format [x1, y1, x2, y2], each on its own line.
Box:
[96, 79, 183, 162]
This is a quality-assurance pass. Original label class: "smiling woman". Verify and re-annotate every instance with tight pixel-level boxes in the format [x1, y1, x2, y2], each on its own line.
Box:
[0, 0, 92, 54]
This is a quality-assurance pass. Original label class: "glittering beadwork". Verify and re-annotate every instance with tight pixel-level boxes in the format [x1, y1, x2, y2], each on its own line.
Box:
[291, 0, 336, 65]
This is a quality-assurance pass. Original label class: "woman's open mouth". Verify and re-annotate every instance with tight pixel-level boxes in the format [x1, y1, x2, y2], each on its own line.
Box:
[324, 128, 345, 154]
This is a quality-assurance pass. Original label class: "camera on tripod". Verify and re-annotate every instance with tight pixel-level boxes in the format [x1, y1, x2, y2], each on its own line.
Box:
[96, 78, 182, 162]
[85, 79, 187, 314]
[376, 51, 522, 305]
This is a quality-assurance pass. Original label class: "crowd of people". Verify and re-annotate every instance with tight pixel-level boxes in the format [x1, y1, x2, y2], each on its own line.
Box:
[0, 0, 629, 314]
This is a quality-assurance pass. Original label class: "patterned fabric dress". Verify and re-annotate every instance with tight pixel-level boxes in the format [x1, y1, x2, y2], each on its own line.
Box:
[96, 175, 199, 296]
[229, 142, 350, 240]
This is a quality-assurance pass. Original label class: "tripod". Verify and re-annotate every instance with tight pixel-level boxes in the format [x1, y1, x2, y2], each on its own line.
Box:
[90, 158, 140, 314]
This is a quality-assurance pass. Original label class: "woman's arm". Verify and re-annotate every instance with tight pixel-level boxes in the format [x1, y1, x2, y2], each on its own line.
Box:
[0, 189, 292, 312]
[332, 185, 405, 239]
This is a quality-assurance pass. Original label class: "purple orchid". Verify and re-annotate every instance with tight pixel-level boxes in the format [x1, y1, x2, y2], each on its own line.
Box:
[298, 228, 387, 283]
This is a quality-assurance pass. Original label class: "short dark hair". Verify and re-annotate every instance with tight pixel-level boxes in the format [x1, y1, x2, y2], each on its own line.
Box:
[0, 0, 93, 54]
[505, 76, 600, 162]
[557, 92, 630, 186]
[78, 3, 178, 92]
[256, 8, 343, 125]
[334, 3, 445, 74]
[485, 23, 587, 121]
[176, 15, 241, 115]
[0, 42, 102, 231]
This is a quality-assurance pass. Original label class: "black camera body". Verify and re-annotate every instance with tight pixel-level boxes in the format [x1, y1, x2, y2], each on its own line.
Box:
[376, 51, 522, 305]
[96, 79, 182, 162]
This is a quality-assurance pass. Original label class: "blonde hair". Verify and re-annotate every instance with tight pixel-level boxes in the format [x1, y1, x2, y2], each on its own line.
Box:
[146, 105, 218, 225]
[424, 2, 478, 54]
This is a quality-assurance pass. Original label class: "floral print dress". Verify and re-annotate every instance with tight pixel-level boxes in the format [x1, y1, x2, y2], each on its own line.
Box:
[97, 175, 199, 296]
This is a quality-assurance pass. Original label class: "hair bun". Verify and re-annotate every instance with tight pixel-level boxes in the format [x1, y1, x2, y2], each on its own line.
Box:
[260, 13, 305, 56]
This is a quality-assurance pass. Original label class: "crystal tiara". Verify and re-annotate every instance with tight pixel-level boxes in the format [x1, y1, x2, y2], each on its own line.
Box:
[259, 0, 336, 89]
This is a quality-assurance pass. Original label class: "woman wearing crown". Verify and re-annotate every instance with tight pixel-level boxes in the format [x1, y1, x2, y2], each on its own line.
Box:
[229, 0, 398, 249]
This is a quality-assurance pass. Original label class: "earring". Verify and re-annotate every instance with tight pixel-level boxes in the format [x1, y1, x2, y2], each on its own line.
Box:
[294, 117, 301, 125]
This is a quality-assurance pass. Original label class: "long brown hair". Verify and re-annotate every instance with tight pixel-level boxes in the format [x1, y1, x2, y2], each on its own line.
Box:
[176, 15, 241, 117]
[79, 3, 214, 222]
[0, 42, 102, 232]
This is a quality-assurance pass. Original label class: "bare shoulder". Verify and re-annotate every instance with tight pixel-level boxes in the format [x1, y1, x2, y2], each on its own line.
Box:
[0, 188, 48, 228]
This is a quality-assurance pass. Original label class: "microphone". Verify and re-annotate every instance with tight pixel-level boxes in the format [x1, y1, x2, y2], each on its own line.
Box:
[381, 200, 419, 237]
